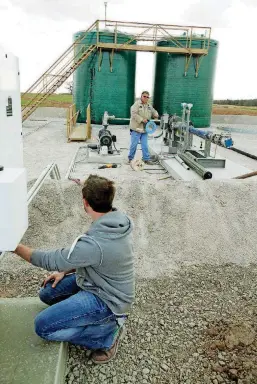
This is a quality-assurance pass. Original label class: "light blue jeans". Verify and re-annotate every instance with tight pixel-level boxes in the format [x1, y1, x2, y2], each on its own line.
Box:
[35, 274, 122, 350]
[128, 130, 150, 161]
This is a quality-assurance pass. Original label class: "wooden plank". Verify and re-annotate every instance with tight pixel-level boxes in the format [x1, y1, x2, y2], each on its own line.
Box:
[97, 42, 208, 55]
[86, 104, 92, 140]
[69, 124, 87, 141]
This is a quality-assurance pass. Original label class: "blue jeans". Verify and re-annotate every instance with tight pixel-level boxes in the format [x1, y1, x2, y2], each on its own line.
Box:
[128, 131, 150, 161]
[35, 274, 120, 350]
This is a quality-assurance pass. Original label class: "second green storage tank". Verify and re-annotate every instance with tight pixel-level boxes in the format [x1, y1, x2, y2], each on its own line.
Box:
[73, 30, 136, 123]
[153, 39, 218, 127]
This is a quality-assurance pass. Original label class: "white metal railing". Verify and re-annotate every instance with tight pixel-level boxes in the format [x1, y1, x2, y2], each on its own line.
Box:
[0, 163, 61, 262]
[27, 163, 61, 205]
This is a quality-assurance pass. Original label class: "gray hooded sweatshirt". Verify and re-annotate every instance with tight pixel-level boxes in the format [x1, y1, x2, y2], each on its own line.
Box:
[31, 210, 134, 315]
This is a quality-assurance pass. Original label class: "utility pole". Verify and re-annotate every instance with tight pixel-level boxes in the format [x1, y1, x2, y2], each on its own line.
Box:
[104, 2, 107, 26]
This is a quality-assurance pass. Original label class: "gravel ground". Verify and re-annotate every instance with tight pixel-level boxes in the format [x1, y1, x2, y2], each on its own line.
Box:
[1, 178, 257, 383]
[66, 267, 257, 384]
[1, 113, 257, 383]
[23, 118, 82, 180]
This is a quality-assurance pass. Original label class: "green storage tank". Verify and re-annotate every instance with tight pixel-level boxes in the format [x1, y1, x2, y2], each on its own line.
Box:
[73, 30, 136, 124]
[153, 39, 218, 127]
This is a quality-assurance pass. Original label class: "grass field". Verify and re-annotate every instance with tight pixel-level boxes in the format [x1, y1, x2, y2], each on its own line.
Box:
[21, 94, 257, 116]
[21, 93, 72, 107]
[212, 104, 257, 116]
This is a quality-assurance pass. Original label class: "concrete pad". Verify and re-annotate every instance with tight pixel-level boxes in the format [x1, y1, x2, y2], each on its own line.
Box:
[66, 141, 125, 180]
[29, 107, 67, 119]
[0, 298, 68, 384]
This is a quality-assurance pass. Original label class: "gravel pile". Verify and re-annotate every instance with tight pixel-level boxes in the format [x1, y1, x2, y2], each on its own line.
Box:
[65, 266, 257, 384]
[1, 178, 257, 383]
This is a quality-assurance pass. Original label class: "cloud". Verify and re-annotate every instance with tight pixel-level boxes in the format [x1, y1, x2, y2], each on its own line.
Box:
[7, 0, 196, 25]
[183, 0, 234, 27]
[8, 0, 123, 21]
[242, 0, 257, 5]
[0, 0, 10, 10]
[183, 0, 257, 27]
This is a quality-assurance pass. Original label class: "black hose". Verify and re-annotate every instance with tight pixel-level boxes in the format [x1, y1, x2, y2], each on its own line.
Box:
[113, 142, 120, 154]
[154, 130, 163, 139]
[230, 147, 257, 161]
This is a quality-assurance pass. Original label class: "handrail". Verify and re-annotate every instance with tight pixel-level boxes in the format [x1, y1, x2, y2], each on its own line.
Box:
[27, 163, 61, 205]
[22, 44, 96, 113]
[22, 45, 97, 121]
[101, 19, 212, 30]
[23, 21, 98, 95]
[67, 104, 79, 138]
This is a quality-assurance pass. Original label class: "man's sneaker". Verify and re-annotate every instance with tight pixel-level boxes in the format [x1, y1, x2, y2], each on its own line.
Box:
[91, 326, 126, 364]
[125, 159, 132, 165]
[143, 160, 158, 165]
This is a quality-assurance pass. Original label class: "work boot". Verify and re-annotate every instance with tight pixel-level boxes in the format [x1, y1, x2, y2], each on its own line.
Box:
[91, 326, 126, 364]
[143, 160, 158, 165]
[150, 155, 158, 161]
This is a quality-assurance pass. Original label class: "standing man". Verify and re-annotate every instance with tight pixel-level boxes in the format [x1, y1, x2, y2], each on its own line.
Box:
[13, 174, 134, 364]
[128, 91, 159, 165]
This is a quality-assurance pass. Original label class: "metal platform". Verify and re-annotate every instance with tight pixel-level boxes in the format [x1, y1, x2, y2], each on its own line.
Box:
[68, 124, 87, 141]
[148, 140, 252, 181]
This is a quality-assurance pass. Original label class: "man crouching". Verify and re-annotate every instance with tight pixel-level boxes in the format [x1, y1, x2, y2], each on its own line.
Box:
[14, 174, 134, 364]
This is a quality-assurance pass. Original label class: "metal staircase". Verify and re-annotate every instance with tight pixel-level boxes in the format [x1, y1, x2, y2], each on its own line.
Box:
[21, 22, 98, 122]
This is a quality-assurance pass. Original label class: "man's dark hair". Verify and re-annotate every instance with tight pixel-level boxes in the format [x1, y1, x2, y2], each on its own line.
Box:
[141, 91, 149, 96]
[82, 174, 115, 213]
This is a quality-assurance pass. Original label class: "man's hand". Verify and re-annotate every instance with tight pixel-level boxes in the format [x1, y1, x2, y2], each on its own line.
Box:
[143, 119, 148, 124]
[14, 244, 33, 263]
[43, 272, 65, 288]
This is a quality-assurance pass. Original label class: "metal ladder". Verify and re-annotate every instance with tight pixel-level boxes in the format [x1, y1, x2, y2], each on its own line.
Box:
[22, 21, 98, 122]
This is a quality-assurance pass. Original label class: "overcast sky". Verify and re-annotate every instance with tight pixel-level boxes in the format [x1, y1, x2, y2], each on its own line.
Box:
[0, 0, 257, 98]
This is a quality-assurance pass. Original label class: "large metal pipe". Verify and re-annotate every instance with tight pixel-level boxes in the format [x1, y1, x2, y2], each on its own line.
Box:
[189, 127, 212, 140]
[230, 147, 257, 161]
[174, 155, 190, 170]
[189, 127, 233, 148]
[179, 152, 212, 180]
